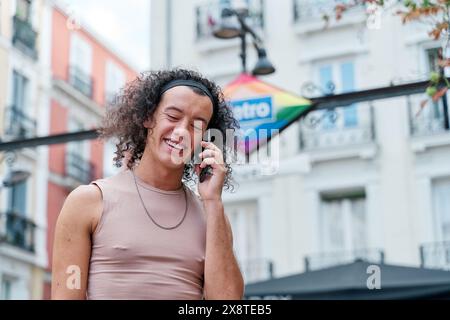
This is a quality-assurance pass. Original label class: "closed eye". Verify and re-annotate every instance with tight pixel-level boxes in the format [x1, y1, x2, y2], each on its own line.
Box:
[167, 114, 179, 121]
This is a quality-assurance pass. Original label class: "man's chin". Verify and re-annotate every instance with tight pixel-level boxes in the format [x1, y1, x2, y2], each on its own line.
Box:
[160, 155, 189, 169]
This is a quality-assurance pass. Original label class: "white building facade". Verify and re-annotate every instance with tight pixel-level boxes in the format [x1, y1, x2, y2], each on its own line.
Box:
[0, 0, 52, 299]
[150, 0, 450, 284]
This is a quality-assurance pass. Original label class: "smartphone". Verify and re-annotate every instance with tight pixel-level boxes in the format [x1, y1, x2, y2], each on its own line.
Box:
[199, 165, 213, 183]
[199, 132, 213, 183]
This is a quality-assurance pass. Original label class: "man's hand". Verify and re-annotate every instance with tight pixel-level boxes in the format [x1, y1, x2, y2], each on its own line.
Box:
[195, 140, 226, 202]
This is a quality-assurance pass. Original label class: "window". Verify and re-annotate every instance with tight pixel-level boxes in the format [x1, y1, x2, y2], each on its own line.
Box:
[1, 277, 13, 300]
[66, 118, 92, 183]
[320, 192, 367, 253]
[8, 70, 36, 138]
[69, 34, 93, 97]
[228, 202, 259, 261]
[70, 34, 92, 73]
[432, 178, 450, 242]
[105, 60, 125, 105]
[67, 118, 89, 161]
[427, 47, 441, 74]
[226, 201, 265, 281]
[317, 61, 357, 129]
[7, 180, 27, 215]
[16, 0, 31, 22]
[195, 0, 263, 40]
[341, 62, 358, 127]
[425, 47, 446, 121]
[12, 0, 37, 58]
[69, 118, 88, 154]
[12, 70, 29, 112]
[219, 0, 231, 7]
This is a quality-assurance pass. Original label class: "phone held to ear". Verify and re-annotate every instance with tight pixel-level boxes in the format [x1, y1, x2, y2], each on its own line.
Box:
[199, 165, 213, 183]
[199, 135, 213, 183]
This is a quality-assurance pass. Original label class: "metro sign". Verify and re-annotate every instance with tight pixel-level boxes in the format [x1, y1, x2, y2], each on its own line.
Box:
[230, 96, 274, 126]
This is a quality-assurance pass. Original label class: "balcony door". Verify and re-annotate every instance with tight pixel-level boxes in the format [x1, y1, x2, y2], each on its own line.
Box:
[7, 179, 27, 216]
[317, 61, 357, 130]
[66, 118, 91, 182]
[69, 33, 93, 97]
[433, 178, 450, 242]
[318, 193, 368, 267]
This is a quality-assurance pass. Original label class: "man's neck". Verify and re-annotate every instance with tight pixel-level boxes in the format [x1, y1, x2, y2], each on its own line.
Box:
[133, 149, 185, 191]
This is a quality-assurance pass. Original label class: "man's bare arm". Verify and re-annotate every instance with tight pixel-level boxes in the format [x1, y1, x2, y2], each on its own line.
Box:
[203, 199, 244, 300]
[51, 185, 102, 300]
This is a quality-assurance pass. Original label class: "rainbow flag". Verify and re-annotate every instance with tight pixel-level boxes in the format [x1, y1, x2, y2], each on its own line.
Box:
[224, 73, 312, 154]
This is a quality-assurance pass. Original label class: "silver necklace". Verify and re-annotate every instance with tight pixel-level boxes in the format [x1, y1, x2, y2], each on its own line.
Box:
[132, 170, 188, 230]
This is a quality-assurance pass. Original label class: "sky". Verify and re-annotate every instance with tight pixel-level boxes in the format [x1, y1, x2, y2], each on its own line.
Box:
[61, 0, 151, 72]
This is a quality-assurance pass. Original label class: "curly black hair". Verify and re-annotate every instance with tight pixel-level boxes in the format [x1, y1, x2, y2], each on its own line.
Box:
[99, 68, 239, 190]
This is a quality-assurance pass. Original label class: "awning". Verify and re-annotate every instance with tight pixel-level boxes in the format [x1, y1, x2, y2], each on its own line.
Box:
[244, 260, 450, 300]
[224, 73, 312, 154]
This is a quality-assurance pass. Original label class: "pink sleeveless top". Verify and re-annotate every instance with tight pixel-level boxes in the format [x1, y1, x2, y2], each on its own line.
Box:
[86, 169, 207, 300]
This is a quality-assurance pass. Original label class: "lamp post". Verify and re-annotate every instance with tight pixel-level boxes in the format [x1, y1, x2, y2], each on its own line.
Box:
[212, 5, 275, 76]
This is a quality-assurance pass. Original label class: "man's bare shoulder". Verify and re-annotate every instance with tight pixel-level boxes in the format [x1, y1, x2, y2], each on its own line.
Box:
[66, 184, 103, 207]
[58, 184, 103, 232]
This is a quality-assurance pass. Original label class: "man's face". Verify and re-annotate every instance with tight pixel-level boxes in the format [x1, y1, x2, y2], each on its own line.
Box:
[144, 86, 214, 169]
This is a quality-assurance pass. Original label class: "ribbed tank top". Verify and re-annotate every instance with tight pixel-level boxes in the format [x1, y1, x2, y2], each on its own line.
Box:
[86, 169, 206, 300]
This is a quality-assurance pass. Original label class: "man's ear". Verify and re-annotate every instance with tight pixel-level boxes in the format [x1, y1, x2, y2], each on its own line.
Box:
[143, 116, 153, 129]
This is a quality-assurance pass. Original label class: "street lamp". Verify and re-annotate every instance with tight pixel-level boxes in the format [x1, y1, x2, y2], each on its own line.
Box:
[0, 152, 31, 188]
[2, 170, 30, 188]
[212, 5, 275, 76]
[252, 46, 275, 75]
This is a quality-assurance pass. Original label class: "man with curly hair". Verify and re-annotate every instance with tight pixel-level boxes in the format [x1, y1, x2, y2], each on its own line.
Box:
[51, 69, 244, 300]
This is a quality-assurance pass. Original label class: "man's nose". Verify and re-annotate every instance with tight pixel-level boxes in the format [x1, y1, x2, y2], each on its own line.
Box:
[172, 124, 190, 142]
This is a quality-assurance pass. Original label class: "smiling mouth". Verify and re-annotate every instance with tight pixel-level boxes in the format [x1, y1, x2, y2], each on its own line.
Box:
[163, 138, 185, 151]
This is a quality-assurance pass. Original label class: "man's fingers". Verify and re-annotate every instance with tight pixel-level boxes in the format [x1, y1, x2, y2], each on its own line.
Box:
[199, 149, 216, 159]
[200, 157, 217, 168]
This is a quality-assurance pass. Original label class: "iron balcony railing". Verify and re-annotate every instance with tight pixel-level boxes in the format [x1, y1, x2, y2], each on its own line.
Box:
[68, 65, 94, 99]
[12, 15, 38, 59]
[299, 103, 376, 150]
[420, 241, 450, 270]
[195, 0, 265, 40]
[0, 212, 36, 252]
[4, 106, 37, 139]
[303, 248, 385, 271]
[65, 151, 96, 185]
[408, 95, 450, 136]
[293, 0, 360, 24]
[239, 258, 274, 283]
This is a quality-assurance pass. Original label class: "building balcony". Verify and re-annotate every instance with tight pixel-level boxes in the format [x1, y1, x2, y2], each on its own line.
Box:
[409, 97, 450, 137]
[12, 15, 38, 59]
[293, 0, 365, 34]
[293, 0, 362, 23]
[195, 0, 265, 42]
[0, 212, 36, 253]
[239, 258, 274, 284]
[303, 248, 385, 272]
[3, 106, 37, 140]
[420, 241, 450, 270]
[68, 66, 94, 99]
[65, 151, 96, 186]
[299, 103, 376, 151]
